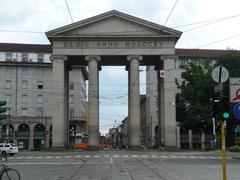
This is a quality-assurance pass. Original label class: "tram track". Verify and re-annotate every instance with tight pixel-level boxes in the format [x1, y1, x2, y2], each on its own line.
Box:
[122, 160, 167, 180]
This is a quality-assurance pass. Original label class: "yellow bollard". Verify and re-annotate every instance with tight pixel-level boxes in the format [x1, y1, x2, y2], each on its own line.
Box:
[221, 121, 227, 180]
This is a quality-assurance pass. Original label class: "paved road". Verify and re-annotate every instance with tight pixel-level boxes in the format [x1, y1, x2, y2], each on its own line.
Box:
[4, 151, 240, 180]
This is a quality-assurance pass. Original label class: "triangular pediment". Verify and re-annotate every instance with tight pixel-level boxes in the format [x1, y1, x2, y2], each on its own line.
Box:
[46, 10, 182, 38]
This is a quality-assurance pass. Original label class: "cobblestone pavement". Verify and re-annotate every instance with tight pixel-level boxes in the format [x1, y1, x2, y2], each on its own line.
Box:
[5, 150, 240, 180]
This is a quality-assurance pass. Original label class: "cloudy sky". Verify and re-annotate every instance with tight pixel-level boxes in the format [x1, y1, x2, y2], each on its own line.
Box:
[1, 0, 240, 134]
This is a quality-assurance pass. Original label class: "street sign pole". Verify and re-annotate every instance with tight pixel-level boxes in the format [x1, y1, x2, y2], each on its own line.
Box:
[221, 121, 227, 180]
[212, 65, 229, 180]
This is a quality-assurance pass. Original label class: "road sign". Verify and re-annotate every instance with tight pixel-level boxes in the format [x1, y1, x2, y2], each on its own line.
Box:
[230, 78, 240, 102]
[160, 70, 166, 78]
[233, 103, 240, 119]
[214, 83, 223, 93]
[212, 66, 229, 83]
[234, 127, 240, 133]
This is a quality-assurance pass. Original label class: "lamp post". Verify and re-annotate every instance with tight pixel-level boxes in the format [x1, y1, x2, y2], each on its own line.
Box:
[6, 108, 11, 143]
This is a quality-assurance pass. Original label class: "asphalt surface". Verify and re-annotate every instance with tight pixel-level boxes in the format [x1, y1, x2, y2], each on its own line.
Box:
[4, 150, 240, 180]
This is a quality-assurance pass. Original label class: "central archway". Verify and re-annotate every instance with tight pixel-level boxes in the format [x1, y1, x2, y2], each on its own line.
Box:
[46, 10, 181, 149]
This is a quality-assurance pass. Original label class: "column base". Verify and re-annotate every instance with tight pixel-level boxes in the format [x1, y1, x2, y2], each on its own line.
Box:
[87, 145, 99, 150]
[50, 147, 67, 152]
[128, 145, 140, 150]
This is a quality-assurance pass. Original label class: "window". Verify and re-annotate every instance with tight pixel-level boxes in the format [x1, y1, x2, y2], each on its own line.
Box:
[69, 108, 74, 118]
[5, 53, 12, 62]
[37, 95, 43, 104]
[38, 68, 44, 76]
[5, 68, 13, 75]
[22, 81, 28, 89]
[22, 53, 28, 62]
[37, 54, 44, 63]
[22, 95, 27, 104]
[6, 80, 12, 89]
[21, 108, 27, 116]
[38, 81, 43, 89]
[22, 68, 28, 76]
[37, 108, 43, 117]
[69, 83, 74, 90]
[5, 94, 11, 104]
[69, 95, 74, 104]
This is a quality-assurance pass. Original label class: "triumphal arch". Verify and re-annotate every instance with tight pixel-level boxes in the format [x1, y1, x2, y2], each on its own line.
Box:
[46, 10, 182, 149]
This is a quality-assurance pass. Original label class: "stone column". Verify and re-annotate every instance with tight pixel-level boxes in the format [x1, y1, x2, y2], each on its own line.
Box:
[13, 124, 18, 145]
[85, 55, 101, 149]
[176, 126, 181, 149]
[45, 124, 50, 149]
[127, 55, 143, 149]
[29, 124, 34, 150]
[51, 55, 68, 149]
[160, 55, 177, 148]
[189, 129, 193, 150]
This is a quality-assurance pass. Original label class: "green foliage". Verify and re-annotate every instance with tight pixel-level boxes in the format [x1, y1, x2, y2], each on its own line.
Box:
[176, 60, 215, 132]
[220, 50, 240, 77]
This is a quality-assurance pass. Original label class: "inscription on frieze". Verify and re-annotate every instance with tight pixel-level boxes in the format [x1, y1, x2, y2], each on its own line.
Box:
[62, 40, 163, 49]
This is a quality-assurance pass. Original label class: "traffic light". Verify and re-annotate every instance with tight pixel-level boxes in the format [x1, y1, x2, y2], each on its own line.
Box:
[0, 101, 7, 121]
[221, 96, 230, 120]
[210, 95, 230, 120]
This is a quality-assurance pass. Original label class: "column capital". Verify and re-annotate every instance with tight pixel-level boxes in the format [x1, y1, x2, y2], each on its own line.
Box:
[85, 55, 101, 62]
[160, 55, 177, 61]
[50, 55, 68, 61]
[127, 55, 143, 62]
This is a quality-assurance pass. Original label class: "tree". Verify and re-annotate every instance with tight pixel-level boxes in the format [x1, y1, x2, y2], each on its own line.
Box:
[176, 60, 215, 133]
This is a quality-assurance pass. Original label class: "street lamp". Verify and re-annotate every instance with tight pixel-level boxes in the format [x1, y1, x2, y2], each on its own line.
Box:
[6, 108, 11, 143]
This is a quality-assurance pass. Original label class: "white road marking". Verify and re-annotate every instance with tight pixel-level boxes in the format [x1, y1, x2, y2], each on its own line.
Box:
[94, 155, 100, 158]
[161, 156, 168, 158]
[55, 156, 62, 159]
[15, 157, 23, 159]
[36, 156, 43, 159]
[74, 156, 81, 158]
[26, 156, 33, 159]
[179, 156, 187, 158]
[64, 156, 72, 158]
[9, 162, 84, 165]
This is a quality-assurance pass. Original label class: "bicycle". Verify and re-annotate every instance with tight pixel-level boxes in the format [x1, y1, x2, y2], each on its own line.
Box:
[0, 150, 20, 180]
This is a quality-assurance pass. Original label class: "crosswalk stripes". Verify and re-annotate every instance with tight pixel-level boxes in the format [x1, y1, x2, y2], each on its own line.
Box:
[9, 155, 228, 160]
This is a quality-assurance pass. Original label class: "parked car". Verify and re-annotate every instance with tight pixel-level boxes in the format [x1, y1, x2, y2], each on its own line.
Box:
[0, 143, 19, 156]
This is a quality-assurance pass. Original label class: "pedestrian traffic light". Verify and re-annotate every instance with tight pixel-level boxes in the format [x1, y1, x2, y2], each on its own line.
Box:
[0, 101, 7, 121]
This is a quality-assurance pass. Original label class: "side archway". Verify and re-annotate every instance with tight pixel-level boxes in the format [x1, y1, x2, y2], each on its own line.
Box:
[18, 124, 30, 150]
[34, 124, 45, 150]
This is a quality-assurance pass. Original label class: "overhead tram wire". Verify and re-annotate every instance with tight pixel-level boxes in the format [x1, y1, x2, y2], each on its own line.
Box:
[196, 33, 240, 48]
[64, 0, 74, 23]
[164, 0, 180, 25]
[172, 14, 240, 29]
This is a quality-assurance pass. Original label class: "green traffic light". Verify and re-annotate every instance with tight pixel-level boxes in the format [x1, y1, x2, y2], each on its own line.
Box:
[223, 112, 230, 119]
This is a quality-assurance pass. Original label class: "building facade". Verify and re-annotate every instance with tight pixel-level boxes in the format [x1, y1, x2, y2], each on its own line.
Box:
[0, 43, 88, 150]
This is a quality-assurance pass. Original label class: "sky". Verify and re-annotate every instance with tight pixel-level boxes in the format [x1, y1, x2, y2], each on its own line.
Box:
[1, 0, 240, 134]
